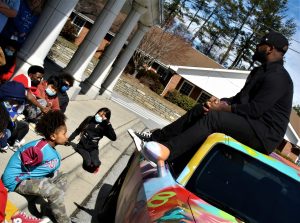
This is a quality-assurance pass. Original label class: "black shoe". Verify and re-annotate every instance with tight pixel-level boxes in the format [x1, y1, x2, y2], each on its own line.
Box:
[134, 129, 152, 141]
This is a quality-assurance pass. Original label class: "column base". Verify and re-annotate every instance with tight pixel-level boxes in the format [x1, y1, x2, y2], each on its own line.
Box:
[84, 85, 100, 100]
[99, 87, 112, 99]
[68, 85, 82, 101]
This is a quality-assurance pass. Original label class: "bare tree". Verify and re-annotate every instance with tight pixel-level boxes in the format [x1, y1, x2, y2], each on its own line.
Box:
[132, 26, 191, 76]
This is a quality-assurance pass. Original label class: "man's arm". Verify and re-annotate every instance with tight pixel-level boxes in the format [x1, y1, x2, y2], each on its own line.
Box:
[232, 71, 290, 118]
[26, 91, 50, 113]
[203, 96, 232, 113]
[0, 1, 19, 17]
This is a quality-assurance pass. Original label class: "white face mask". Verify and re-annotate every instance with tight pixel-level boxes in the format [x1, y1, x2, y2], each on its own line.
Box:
[95, 114, 103, 123]
[45, 87, 56, 96]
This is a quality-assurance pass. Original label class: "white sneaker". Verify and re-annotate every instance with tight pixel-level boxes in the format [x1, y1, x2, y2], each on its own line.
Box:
[128, 129, 157, 167]
[134, 129, 152, 142]
[1, 144, 9, 151]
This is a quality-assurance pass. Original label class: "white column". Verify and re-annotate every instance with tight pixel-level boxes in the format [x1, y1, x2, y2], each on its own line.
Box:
[81, 2, 147, 99]
[64, 0, 126, 84]
[101, 23, 150, 98]
[15, 0, 79, 75]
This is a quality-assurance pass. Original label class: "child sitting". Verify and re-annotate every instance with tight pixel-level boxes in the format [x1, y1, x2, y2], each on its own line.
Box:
[1, 111, 70, 223]
[67, 108, 117, 173]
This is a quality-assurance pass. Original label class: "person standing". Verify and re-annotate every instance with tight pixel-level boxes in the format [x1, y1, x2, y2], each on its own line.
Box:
[135, 31, 293, 169]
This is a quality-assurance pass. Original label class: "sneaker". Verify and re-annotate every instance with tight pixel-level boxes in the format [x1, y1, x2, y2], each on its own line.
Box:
[11, 212, 51, 223]
[1, 143, 9, 151]
[134, 129, 152, 142]
[128, 129, 156, 167]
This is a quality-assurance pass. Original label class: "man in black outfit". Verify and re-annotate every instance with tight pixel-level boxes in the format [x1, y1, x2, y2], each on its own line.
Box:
[136, 31, 293, 162]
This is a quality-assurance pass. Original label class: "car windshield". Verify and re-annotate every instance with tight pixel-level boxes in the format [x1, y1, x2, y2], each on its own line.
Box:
[185, 143, 300, 223]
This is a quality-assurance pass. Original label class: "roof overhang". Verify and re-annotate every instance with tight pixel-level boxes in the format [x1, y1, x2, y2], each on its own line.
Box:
[285, 123, 300, 147]
[170, 65, 250, 98]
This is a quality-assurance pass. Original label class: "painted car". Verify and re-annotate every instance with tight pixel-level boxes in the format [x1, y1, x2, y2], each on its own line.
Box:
[111, 133, 300, 223]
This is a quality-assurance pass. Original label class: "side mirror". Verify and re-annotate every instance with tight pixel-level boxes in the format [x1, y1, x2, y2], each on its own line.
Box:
[144, 142, 170, 177]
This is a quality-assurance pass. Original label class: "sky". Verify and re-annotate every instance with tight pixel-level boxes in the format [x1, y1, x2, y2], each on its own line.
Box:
[285, 0, 300, 105]
[182, 0, 300, 106]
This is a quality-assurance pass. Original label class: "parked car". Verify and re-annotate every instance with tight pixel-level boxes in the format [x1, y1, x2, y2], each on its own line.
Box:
[100, 132, 300, 223]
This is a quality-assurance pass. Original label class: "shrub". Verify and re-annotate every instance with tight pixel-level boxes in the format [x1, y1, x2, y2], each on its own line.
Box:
[137, 69, 164, 94]
[60, 19, 77, 42]
[150, 80, 164, 94]
[165, 90, 196, 111]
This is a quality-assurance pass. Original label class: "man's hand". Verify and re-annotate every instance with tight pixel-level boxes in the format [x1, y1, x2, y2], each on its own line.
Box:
[41, 106, 50, 113]
[203, 96, 220, 114]
[209, 101, 231, 112]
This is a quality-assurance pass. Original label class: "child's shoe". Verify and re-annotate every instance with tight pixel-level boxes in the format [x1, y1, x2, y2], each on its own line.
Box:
[11, 212, 50, 223]
[93, 167, 100, 174]
[1, 144, 9, 151]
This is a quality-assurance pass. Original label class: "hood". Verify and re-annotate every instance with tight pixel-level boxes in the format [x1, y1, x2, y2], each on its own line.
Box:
[0, 81, 26, 102]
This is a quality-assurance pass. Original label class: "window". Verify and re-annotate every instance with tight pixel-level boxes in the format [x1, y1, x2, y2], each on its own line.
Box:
[197, 90, 211, 104]
[72, 16, 86, 36]
[179, 81, 194, 96]
[186, 144, 300, 223]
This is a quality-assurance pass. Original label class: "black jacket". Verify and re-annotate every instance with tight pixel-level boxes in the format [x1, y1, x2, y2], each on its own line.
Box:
[69, 116, 117, 150]
[222, 60, 293, 153]
[57, 91, 69, 113]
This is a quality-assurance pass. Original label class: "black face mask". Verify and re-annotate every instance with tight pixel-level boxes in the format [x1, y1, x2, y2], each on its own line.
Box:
[252, 49, 268, 64]
[31, 79, 40, 87]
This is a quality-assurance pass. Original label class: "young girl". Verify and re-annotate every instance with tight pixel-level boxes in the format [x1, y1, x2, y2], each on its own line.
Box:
[1, 111, 70, 223]
[67, 107, 117, 173]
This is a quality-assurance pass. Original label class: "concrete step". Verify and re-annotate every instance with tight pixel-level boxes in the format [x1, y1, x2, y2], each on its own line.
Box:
[3, 99, 149, 219]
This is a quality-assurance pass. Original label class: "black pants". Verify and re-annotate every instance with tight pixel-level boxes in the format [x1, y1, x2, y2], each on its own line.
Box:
[152, 103, 265, 161]
[8, 121, 29, 146]
[76, 142, 101, 173]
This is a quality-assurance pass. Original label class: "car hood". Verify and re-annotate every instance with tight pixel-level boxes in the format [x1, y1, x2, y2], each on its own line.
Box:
[188, 194, 240, 223]
[145, 174, 239, 223]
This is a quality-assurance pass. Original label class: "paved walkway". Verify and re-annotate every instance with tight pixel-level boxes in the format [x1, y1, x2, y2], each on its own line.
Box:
[1, 95, 148, 218]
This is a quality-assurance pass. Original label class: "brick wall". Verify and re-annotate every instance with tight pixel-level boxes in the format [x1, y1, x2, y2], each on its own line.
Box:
[161, 74, 182, 97]
[114, 77, 185, 122]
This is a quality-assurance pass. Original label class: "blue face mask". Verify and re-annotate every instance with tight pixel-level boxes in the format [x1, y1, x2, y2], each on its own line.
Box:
[61, 85, 69, 93]
[45, 87, 56, 96]
[4, 48, 14, 57]
[95, 114, 103, 123]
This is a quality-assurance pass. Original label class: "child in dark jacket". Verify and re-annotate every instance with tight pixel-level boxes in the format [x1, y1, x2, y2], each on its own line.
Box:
[67, 107, 117, 173]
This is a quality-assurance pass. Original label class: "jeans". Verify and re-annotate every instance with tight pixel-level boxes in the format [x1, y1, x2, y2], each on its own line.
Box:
[151, 103, 265, 161]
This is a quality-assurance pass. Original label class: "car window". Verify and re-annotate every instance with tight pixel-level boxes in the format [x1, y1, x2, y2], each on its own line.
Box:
[186, 143, 300, 223]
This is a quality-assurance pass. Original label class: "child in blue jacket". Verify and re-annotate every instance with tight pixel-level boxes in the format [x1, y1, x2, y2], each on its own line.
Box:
[1, 110, 70, 223]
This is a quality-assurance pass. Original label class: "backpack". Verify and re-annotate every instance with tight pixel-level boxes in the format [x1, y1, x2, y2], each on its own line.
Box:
[20, 139, 48, 167]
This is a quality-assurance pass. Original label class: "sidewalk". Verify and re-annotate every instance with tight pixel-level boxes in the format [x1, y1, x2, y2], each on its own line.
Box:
[1, 95, 147, 218]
